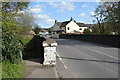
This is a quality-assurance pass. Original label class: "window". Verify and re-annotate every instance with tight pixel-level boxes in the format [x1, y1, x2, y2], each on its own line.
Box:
[79, 28, 82, 30]
[53, 32, 55, 34]
[67, 27, 70, 30]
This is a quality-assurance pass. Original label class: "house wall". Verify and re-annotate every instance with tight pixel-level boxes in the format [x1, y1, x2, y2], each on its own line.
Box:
[52, 23, 60, 30]
[66, 21, 87, 33]
[51, 34, 59, 38]
[66, 21, 79, 33]
[60, 27, 65, 31]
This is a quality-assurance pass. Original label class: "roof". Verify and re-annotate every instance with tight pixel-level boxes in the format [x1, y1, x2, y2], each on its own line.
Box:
[86, 24, 96, 28]
[56, 21, 86, 27]
[77, 23, 87, 27]
[59, 21, 70, 27]
[56, 22, 62, 26]
[53, 18, 87, 28]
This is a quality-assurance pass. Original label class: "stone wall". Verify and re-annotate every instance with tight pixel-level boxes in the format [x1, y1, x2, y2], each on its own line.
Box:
[59, 34, 120, 48]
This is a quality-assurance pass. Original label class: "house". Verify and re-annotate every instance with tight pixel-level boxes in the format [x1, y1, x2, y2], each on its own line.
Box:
[29, 30, 35, 35]
[39, 29, 49, 35]
[51, 18, 87, 36]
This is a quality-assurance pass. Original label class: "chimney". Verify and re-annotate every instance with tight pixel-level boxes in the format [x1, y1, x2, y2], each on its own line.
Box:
[70, 17, 74, 21]
[55, 20, 57, 23]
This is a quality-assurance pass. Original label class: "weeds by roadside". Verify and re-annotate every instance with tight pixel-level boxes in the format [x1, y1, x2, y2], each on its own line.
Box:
[2, 60, 25, 78]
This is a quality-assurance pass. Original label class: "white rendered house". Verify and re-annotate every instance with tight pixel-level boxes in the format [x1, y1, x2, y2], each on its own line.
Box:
[51, 17, 87, 35]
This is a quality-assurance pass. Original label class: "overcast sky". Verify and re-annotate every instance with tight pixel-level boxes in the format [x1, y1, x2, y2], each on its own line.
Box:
[26, 2, 99, 28]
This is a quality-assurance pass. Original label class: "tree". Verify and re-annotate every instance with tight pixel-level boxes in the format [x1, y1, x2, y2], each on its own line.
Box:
[2, 2, 29, 15]
[15, 12, 35, 35]
[33, 25, 41, 34]
[93, 2, 108, 35]
[2, 2, 29, 63]
[83, 28, 92, 34]
[93, 2, 120, 35]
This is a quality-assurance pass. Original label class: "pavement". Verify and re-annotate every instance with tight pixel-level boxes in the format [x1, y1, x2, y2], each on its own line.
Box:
[55, 39, 119, 78]
[24, 58, 59, 79]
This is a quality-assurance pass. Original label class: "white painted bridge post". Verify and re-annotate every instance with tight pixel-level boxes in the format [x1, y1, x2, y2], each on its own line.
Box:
[43, 38, 57, 66]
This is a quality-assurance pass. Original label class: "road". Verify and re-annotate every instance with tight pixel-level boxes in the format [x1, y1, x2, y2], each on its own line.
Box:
[55, 39, 119, 78]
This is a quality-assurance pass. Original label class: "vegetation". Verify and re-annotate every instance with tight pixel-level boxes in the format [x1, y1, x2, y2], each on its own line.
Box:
[1, 2, 33, 78]
[20, 35, 33, 45]
[2, 2, 29, 63]
[2, 60, 24, 78]
[33, 26, 41, 34]
[93, 2, 120, 35]
[16, 11, 34, 35]
[83, 28, 92, 34]
[0, 62, 2, 79]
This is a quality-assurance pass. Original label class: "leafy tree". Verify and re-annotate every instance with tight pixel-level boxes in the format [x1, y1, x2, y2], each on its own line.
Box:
[2, 2, 29, 15]
[93, 2, 120, 35]
[2, 2, 29, 63]
[83, 28, 92, 34]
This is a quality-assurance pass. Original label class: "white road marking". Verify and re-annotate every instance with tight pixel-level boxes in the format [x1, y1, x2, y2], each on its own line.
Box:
[56, 52, 68, 69]
[63, 63, 68, 69]
[56, 52, 62, 61]
[86, 48, 119, 60]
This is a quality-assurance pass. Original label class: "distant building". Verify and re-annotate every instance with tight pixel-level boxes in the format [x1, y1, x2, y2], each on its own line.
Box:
[29, 30, 35, 35]
[39, 29, 49, 35]
[51, 18, 87, 36]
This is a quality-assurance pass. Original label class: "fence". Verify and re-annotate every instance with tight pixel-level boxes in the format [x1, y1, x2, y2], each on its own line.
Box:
[59, 34, 120, 48]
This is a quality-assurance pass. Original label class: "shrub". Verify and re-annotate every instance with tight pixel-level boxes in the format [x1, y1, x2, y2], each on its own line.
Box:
[2, 33, 23, 63]
[84, 28, 92, 34]
[20, 35, 33, 45]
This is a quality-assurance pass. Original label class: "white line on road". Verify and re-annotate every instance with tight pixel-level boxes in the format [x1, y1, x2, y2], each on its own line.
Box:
[56, 52, 68, 69]
[63, 63, 68, 69]
[86, 48, 119, 60]
[56, 52, 62, 61]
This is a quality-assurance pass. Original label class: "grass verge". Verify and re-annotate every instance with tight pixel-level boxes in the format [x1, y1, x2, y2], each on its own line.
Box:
[0, 62, 2, 79]
[2, 60, 25, 78]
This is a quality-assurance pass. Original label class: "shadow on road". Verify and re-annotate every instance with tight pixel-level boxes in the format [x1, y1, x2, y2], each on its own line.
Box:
[57, 56, 120, 64]
[23, 35, 46, 64]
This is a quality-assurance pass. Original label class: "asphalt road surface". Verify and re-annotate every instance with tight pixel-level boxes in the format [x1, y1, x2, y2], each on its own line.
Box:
[55, 39, 119, 78]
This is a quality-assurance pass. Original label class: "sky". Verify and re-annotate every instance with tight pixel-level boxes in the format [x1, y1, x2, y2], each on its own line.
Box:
[25, 2, 99, 28]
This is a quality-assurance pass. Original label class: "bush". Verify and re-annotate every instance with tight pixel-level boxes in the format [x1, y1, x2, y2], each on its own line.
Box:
[0, 62, 1, 79]
[2, 33, 23, 63]
[20, 35, 33, 45]
[84, 28, 92, 34]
